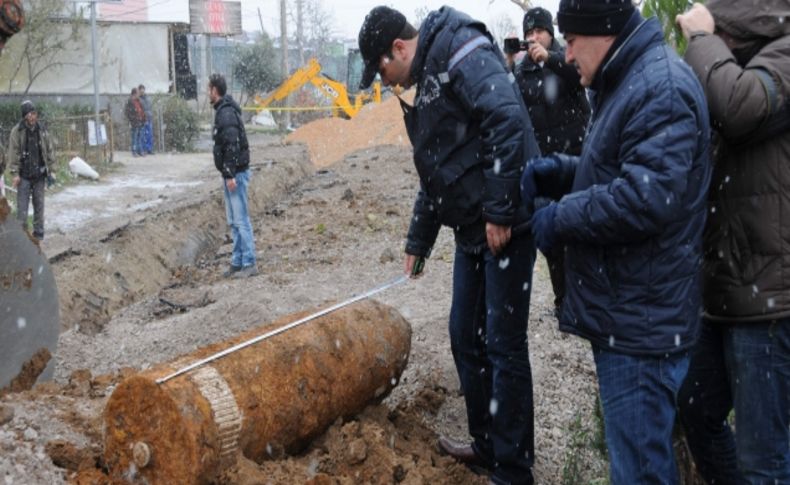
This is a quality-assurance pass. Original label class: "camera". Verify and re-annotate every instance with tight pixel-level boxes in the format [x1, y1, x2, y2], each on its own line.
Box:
[503, 37, 534, 55]
[504, 37, 534, 54]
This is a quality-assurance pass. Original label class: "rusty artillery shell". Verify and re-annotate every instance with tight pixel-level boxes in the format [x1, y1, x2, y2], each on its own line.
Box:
[103, 299, 411, 484]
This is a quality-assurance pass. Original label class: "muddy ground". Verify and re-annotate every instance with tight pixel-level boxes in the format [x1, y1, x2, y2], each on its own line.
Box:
[0, 134, 609, 484]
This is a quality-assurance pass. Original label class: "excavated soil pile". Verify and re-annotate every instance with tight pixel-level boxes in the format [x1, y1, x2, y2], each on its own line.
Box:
[286, 91, 414, 168]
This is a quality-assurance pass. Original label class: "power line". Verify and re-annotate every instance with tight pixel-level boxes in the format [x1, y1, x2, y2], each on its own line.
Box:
[98, 0, 173, 20]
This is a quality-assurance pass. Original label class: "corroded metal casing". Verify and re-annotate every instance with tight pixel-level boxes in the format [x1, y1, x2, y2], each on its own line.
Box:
[103, 299, 411, 484]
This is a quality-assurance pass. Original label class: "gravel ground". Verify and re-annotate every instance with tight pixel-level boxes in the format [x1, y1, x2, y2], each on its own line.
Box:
[0, 135, 608, 484]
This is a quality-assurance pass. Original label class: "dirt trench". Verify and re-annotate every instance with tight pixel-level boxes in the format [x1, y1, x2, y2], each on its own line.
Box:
[52, 143, 312, 335]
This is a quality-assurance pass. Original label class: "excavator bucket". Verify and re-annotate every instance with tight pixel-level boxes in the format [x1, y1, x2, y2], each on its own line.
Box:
[0, 197, 59, 391]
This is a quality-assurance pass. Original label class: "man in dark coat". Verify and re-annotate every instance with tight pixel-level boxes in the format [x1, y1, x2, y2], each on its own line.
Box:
[209, 73, 257, 278]
[676, 1, 790, 482]
[138, 84, 154, 155]
[358, 6, 541, 484]
[511, 6, 590, 314]
[7, 100, 56, 241]
[124, 87, 145, 156]
[521, 1, 711, 482]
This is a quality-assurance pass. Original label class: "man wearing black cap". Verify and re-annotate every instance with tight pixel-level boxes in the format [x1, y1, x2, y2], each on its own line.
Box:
[7, 100, 55, 241]
[358, 6, 541, 485]
[510, 6, 590, 316]
[520, 0, 711, 482]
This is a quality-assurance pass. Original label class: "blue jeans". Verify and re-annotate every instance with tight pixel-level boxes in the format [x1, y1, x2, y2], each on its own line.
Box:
[16, 177, 46, 239]
[678, 319, 790, 485]
[593, 345, 689, 485]
[142, 120, 154, 153]
[223, 170, 256, 267]
[130, 125, 143, 155]
[449, 231, 536, 485]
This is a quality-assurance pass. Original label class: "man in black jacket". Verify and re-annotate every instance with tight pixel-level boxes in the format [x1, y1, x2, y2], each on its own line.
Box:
[510, 7, 590, 314]
[358, 7, 541, 485]
[209, 74, 257, 278]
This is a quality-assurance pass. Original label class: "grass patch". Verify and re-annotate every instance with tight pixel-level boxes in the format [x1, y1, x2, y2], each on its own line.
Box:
[560, 393, 610, 485]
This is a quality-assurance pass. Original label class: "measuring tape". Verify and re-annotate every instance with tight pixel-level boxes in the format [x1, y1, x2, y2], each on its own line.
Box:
[156, 274, 409, 384]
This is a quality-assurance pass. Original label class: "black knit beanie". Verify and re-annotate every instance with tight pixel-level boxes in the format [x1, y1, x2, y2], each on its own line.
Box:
[524, 7, 554, 37]
[20, 99, 35, 118]
[557, 0, 635, 35]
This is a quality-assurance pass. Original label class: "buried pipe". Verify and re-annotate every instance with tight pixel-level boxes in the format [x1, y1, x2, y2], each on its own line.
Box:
[103, 299, 412, 484]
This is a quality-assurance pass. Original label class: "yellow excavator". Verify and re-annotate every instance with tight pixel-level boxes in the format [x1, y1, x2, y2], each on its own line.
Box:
[254, 52, 381, 119]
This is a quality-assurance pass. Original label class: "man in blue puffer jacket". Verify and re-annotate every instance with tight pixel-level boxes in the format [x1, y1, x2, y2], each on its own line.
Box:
[521, 1, 711, 483]
[358, 6, 541, 484]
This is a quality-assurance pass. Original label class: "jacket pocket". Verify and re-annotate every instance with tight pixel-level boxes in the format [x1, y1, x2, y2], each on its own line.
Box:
[433, 149, 484, 228]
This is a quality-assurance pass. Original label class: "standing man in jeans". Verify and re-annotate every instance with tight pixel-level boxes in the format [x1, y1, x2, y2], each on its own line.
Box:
[208, 73, 257, 278]
[138, 84, 154, 155]
[124, 87, 144, 157]
[7, 100, 56, 241]
[358, 6, 540, 484]
[521, 1, 711, 482]
[676, 1, 790, 482]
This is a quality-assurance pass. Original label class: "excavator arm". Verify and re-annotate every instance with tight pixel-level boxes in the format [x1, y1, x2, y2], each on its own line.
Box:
[253, 58, 323, 109]
[253, 57, 380, 119]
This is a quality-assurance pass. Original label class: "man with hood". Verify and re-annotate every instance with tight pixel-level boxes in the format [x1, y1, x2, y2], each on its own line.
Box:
[357, 6, 541, 484]
[511, 6, 590, 315]
[209, 73, 257, 278]
[521, 0, 711, 481]
[7, 100, 56, 241]
[676, 1, 790, 482]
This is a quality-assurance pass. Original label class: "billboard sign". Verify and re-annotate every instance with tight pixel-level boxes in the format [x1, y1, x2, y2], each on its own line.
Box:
[189, 0, 242, 35]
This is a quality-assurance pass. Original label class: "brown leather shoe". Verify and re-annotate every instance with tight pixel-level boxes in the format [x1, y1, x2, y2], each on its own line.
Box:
[437, 436, 490, 471]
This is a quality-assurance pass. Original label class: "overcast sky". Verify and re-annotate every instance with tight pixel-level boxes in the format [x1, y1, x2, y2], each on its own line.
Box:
[238, 0, 563, 40]
[137, 1, 563, 41]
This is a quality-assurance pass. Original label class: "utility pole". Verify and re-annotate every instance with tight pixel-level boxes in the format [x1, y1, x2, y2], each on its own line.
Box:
[69, 0, 105, 146]
[280, 0, 290, 128]
[89, 1, 101, 145]
[257, 7, 265, 34]
[296, 0, 304, 66]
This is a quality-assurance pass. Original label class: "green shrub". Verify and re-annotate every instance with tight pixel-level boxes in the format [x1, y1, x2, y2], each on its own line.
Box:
[0, 100, 93, 144]
[162, 96, 199, 152]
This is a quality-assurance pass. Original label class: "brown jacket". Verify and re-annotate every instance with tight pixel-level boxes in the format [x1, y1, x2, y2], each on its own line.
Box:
[684, 0, 790, 322]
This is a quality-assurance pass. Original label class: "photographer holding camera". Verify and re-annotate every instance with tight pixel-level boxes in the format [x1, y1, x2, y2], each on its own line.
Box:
[507, 6, 590, 314]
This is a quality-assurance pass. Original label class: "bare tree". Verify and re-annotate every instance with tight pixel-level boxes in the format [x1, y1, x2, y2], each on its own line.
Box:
[489, 12, 519, 46]
[413, 6, 430, 28]
[489, 0, 531, 12]
[295, 0, 305, 66]
[2, 0, 83, 94]
[303, 0, 333, 59]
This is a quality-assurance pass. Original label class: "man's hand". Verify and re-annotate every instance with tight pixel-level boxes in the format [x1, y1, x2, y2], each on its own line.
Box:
[521, 156, 561, 206]
[225, 177, 237, 192]
[676, 3, 715, 40]
[486, 222, 512, 256]
[528, 42, 549, 63]
[12, 176, 20, 188]
[404, 253, 425, 279]
[505, 52, 516, 69]
[531, 203, 558, 253]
